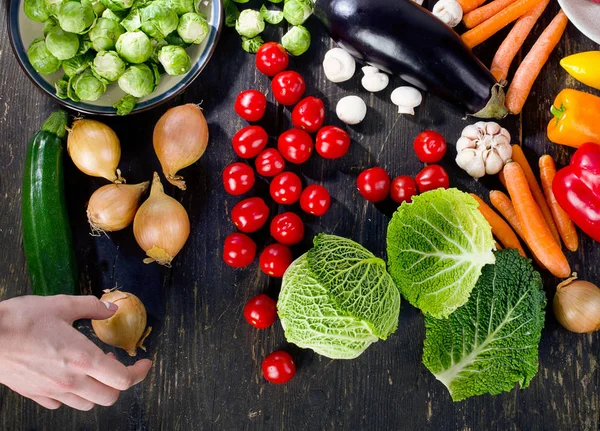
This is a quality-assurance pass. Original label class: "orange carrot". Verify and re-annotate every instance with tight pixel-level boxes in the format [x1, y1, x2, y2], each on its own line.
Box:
[463, 0, 519, 29]
[498, 170, 507, 188]
[489, 0, 550, 81]
[470, 193, 526, 257]
[461, 0, 543, 48]
[503, 161, 571, 278]
[539, 155, 579, 252]
[495, 241, 503, 250]
[458, 0, 487, 14]
[510, 145, 562, 245]
[505, 10, 569, 114]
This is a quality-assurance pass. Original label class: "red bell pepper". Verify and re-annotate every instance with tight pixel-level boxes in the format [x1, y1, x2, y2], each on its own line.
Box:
[553, 142, 600, 242]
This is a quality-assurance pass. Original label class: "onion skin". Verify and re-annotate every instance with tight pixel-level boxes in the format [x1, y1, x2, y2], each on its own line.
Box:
[87, 181, 149, 234]
[153, 104, 209, 190]
[133, 172, 190, 266]
[554, 275, 600, 333]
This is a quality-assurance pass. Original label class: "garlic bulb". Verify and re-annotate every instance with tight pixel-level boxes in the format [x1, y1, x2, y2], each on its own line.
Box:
[323, 48, 356, 83]
[455, 121, 512, 179]
[390, 86, 422, 115]
[432, 0, 463, 27]
[361, 66, 389, 92]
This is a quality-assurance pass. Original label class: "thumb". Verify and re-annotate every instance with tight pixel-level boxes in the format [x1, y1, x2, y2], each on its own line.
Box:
[61, 295, 119, 322]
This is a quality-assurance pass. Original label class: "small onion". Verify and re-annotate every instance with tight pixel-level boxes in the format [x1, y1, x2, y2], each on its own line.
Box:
[133, 172, 190, 266]
[554, 274, 600, 333]
[91, 289, 151, 357]
[153, 104, 209, 190]
[67, 119, 124, 183]
[87, 181, 149, 235]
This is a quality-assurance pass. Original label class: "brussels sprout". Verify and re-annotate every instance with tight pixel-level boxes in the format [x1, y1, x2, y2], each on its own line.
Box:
[118, 63, 158, 97]
[69, 69, 107, 101]
[281, 25, 310, 56]
[55, 76, 69, 99]
[57, 0, 97, 34]
[232, 0, 248, 3]
[223, 0, 239, 28]
[113, 94, 137, 115]
[260, 4, 283, 25]
[177, 12, 208, 44]
[116, 31, 152, 63]
[235, 9, 264, 39]
[165, 30, 189, 47]
[140, 2, 179, 39]
[283, 0, 312, 25]
[241, 36, 263, 54]
[101, 7, 124, 21]
[166, 0, 195, 15]
[269, 0, 282, 3]
[24, 0, 50, 22]
[91, 0, 106, 15]
[76, 34, 93, 55]
[91, 50, 126, 82]
[121, 8, 141, 31]
[27, 38, 62, 74]
[157, 45, 191, 75]
[44, 0, 65, 17]
[89, 17, 125, 51]
[43, 18, 58, 36]
[150, 38, 168, 62]
[45, 26, 80, 60]
[100, 0, 134, 12]
[62, 51, 94, 77]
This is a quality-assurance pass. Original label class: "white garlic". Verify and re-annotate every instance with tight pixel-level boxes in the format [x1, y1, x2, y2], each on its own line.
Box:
[432, 0, 463, 27]
[455, 121, 512, 179]
[361, 66, 389, 92]
[323, 48, 356, 83]
[390, 86, 422, 115]
[336, 96, 367, 125]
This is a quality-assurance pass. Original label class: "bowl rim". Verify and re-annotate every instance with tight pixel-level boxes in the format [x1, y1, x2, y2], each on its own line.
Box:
[557, 0, 600, 45]
[8, 0, 224, 116]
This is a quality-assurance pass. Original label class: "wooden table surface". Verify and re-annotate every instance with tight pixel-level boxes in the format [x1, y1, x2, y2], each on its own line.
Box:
[1, 0, 599, 429]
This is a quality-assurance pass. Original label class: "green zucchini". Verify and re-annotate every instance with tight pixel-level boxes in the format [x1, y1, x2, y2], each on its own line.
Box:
[22, 110, 78, 296]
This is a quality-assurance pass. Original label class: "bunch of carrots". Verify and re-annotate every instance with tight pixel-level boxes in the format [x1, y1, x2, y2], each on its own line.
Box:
[472, 145, 578, 279]
[457, 0, 569, 114]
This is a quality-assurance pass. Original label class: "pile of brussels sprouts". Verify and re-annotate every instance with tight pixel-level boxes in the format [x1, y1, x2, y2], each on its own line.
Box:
[24, 0, 210, 115]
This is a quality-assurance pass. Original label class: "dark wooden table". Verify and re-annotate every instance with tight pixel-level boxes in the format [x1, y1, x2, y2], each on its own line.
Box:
[1, 1, 599, 429]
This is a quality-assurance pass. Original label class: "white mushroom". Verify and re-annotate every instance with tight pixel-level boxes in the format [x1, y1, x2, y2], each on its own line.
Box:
[323, 48, 356, 83]
[411, 0, 424, 4]
[390, 86, 422, 115]
[455, 121, 512, 179]
[336, 96, 367, 125]
[432, 0, 463, 27]
[361, 66, 389, 92]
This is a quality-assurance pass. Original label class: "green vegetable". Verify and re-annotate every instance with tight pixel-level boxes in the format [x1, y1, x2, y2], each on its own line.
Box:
[69, 69, 107, 101]
[260, 4, 283, 25]
[235, 9, 264, 38]
[281, 25, 310, 56]
[423, 249, 546, 401]
[269, 0, 283, 3]
[44, 0, 66, 17]
[22, 111, 78, 296]
[121, 8, 142, 31]
[45, 26, 80, 60]
[57, 0, 97, 34]
[165, 30, 190, 47]
[100, 0, 134, 12]
[27, 38, 62, 74]
[386, 189, 495, 318]
[116, 30, 152, 63]
[91, 0, 106, 14]
[232, 0, 249, 3]
[166, 0, 195, 15]
[150, 38, 169, 62]
[113, 94, 138, 115]
[42, 18, 58, 36]
[54, 77, 69, 98]
[283, 0, 312, 25]
[62, 51, 94, 77]
[89, 17, 125, 51]
[158, 45, 191, 75]
[91, 50, 126, 82]
[223, 0, 239, 27]
[278, 234, 401, 359]
[118, 63, 159, 97]
[101, 8, 124, 21]
[177, 12, 209, 44]
[76, 34, 93, 55]
[25, 0, 50, 22]
[241, 36, 263, 54]
[140, 1, 179, 39]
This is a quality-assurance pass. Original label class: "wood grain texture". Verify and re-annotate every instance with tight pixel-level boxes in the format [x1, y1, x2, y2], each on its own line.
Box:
[0, 0, 599, 429]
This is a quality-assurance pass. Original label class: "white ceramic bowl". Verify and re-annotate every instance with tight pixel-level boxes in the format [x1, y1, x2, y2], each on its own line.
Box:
[558, 0, 600, 45]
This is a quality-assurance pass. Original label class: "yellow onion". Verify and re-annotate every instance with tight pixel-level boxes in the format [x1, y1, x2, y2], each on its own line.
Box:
[87, 181, 149, 234]
[133, 172, 190, 266]
[153, 104, 209, 190]
[92, 289, 151, 357]
[554, 274, 600, 333]
[67, 119, 124, 183]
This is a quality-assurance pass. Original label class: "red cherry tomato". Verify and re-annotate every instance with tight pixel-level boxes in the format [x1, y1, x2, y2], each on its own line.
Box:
[390, 175, 418, 204]
[415, 165, 450, 193]
[277, 129, 313, 164]
[413, 130, 447, 164]
[223, 233, 257, 268]
[262, 351, 296, 384]
[272, 71, 306, 106]
[259, 244, 293, 277]
[255, 148, 286, 177]
[291, 97, 325, 133]
[315, 126, 350, 159]
[357, 167, 391, 203]
[255, 42, 289, 76]
[234, 90, 267, 122]
[231, 197, 270, 233]
[300, 185, 331, 216]
[222, 163, 255, 196]
[270, 172, 302, 204]
[243, 294, 278, 328]
[232, 126, 268, 159]
[270, 212, 304, 245]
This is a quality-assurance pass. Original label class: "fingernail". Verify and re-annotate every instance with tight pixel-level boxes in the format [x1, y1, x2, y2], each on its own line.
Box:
[102, 301, 118, 311]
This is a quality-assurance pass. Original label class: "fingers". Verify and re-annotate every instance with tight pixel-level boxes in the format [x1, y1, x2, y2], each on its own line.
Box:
[54, 393, 95, 411]
[29, 396, 62, 410]
[57, 295, 118, 322]
[86, 355, 153, 391]
[73, 377, 120, 407]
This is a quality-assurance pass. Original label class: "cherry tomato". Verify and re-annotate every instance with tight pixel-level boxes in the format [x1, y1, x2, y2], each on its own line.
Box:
[270, 172, 302, 204]
[243, 294, 278, 328]
[255, 148, 286, 177]
[262, 351, 296, 384]
[272, 71, 306, 106]
[222, 163, 255, 195]
[300, 185, 331, 216]
[255, 42, 289, 76]
[259, 244, 293, 277]
[270, 212, 304, 245]
[356, 167, 390, 203]
[231, 197, 270, 233]
[232, 126, 268, 159]
[291, 97, 325, 133]
[413, 130, 447, 164]
[390, 175, 418, 204]
[234, 90, 267, 122]
[315, 126, 350, 159]
[415, 165, 450, 193]
[277, 129, 313, 164]
[223, 233, 257, 268]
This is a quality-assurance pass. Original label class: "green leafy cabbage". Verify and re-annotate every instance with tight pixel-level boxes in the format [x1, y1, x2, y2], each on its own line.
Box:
[386, 188, 495, 318]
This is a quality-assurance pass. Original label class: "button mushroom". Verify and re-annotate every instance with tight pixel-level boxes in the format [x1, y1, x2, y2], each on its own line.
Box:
[336, 96, 367, 125]
[361, 66, 390, 93]
[323, 48, 356, 83]
[432, 0, 463, 27]
[390, 86, 422, 115]
[455, 121, 512, 179]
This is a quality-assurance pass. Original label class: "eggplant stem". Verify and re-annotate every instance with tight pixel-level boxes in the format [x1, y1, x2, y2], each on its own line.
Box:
[472, 83, 509, 119]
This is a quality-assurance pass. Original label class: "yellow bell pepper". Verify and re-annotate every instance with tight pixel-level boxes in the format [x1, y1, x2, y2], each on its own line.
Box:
[560, 51, 600, 90]
[547, 89, 600, 148]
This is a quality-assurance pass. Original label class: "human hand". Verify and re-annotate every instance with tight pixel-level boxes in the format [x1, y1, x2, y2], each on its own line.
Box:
[0, 295, 152, 410]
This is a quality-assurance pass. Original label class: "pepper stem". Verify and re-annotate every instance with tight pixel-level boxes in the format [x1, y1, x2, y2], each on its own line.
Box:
[472, 83, 509, 119]
[551, 103, 566, 126]
[40, 110, 68, 139]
